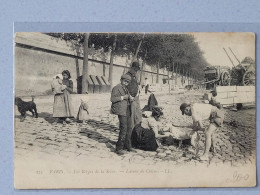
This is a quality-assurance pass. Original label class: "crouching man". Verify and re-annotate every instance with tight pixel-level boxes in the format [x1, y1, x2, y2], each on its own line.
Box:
[110, 74, 137, 155]
[180, 102, 224, 161]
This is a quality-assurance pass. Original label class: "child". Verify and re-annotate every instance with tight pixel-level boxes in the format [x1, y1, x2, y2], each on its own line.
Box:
[76, 98, 89, 124]
[110, 74, 135, 155]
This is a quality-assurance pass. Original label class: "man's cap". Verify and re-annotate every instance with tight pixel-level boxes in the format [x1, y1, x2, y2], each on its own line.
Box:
[121, 74, 131, 81]
[131, 62, 140, 70]
[180, 103, 189, 115]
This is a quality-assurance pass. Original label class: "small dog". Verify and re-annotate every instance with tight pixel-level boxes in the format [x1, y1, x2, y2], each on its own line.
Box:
[15, 96, 38, 121]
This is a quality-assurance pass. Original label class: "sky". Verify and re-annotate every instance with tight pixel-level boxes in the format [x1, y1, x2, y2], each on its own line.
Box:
[191, 32, 255, 67]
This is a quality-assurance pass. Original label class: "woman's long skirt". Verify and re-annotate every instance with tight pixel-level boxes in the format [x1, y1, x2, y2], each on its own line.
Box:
[53, 91, 74, 118]
[131, 124, 158, 151]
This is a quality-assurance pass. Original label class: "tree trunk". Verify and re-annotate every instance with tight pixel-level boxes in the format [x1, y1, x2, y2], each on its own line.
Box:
[156, 61, 160, 83]
[185, 70, 188, 84]
[103, 63, 106, 77]
[130, 34, 145, 65]
[176, 63, 179, 85]
[75, 46, 80, 94]
[189, 72, 191, 85]
[182, 67, 184, 86]
[172, 62, 174, 77]
[168, 68, 170, 94]
[82, 33, 90, 94]
[109, 35, 117, 89]
[188, 71, 191, 85]
[139, 48, 147, 85]
[75, 45, 80, 79]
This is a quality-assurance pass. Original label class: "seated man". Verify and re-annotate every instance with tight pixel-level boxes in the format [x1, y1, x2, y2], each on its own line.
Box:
[180, 102, 224, 161]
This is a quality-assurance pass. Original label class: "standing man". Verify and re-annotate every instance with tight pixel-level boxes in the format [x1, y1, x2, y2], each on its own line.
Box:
[126, 62, 143, 129]
[110, 74, 135, 155]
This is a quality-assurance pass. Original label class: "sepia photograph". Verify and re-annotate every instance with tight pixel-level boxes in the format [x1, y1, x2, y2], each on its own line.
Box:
[14, 32, 256, 189]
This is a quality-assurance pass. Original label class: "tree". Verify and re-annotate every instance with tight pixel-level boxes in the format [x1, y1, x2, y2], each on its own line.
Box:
[109, 35, 117, 88]
[82, 33, 89, 93]
[46, 32, 209, 90]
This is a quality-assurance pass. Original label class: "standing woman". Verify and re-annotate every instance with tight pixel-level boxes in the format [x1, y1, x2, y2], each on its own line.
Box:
[53, 70, 74, 124]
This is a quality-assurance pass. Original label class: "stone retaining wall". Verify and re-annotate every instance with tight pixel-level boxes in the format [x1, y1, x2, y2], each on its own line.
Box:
[215, 86, 255, 105]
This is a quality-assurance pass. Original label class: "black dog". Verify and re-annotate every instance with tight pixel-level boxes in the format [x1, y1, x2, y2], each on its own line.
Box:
[15, 96, 38, 121]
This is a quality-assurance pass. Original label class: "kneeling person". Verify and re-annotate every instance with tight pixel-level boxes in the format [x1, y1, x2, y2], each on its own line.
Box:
[180, 102, 224, 160]
[131, 106, 166, 151]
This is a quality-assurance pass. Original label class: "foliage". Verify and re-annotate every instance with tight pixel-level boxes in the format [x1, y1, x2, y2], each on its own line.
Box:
[46, 33, 209, 79]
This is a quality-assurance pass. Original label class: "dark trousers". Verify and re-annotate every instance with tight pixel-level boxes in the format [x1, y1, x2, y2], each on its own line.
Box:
[116, 106, 132, 151]
[145, 85, 149, 94]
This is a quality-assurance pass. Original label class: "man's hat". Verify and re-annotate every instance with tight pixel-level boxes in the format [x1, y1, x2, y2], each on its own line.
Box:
[131, 62, 140, 70]
[180, 103, 189, 115]
[121, 74, 131, 81]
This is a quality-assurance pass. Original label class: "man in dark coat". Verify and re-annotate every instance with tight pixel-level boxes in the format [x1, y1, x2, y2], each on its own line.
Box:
[110, 74, 136, 155]
[125, 62, 142, 130]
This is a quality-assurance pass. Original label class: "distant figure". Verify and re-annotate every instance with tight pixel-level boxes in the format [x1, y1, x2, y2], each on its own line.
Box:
[53, 70, 74, 124]
[125, 62, 142, 128]
[144, 77, 150, 94]
[180, 102, 224, 161]
[110, 74, 137, 155]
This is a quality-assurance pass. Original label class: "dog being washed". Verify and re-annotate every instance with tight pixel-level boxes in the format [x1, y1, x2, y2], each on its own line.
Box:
[15, 96, 38, 121]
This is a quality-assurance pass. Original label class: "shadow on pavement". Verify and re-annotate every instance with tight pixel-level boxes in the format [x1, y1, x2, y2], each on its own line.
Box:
[79, 128, 117, 151]
[86, 119, 119, 134]
[38, 112, 56, 124]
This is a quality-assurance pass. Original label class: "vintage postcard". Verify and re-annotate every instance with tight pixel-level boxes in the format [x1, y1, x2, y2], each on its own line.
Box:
[14, 32, 256, 188]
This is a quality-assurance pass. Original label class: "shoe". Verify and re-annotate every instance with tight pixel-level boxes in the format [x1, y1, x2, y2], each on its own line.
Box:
[128, 148, 137, 153]
[115, 150, 126, 155]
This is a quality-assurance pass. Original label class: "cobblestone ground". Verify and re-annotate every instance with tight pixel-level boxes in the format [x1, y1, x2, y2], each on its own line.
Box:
[14, 91, 256, 167]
